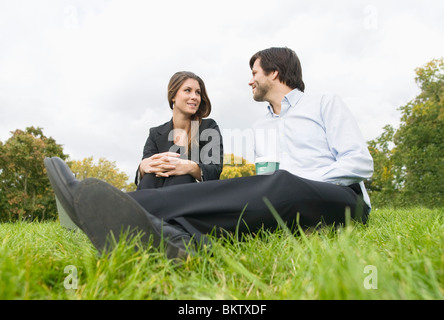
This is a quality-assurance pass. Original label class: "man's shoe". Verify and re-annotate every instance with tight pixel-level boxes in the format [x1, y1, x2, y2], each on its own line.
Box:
[45, 157, 193, 259]
[44, 157, 81, 228]
[74, 178, 193, 259]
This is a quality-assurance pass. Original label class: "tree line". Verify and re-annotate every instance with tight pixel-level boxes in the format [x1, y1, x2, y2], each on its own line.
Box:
[365, 58, 443, 208]
[1, 58, 442, 221]
[0, 127, 137, 221]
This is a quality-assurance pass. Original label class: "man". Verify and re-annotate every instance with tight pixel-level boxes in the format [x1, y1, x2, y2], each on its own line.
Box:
[249, 48, 372, 210]
[45, 47, 373, 259]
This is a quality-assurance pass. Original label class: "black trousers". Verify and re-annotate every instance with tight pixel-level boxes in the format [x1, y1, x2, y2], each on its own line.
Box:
[128, 170, 369, 242]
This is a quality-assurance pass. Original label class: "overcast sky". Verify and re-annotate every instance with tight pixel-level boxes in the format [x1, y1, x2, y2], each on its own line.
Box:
[1, 0, 443, 180]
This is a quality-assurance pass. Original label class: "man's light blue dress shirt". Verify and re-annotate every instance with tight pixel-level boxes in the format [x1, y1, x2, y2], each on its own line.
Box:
[253, 89, 374, 209]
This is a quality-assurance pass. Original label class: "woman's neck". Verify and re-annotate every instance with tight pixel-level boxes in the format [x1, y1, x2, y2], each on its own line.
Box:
[172, 112, 192, 147]
[172, 110, 192, 130]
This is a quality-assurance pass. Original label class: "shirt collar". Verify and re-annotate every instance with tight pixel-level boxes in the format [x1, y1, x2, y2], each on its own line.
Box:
[267, 89, 304, 118]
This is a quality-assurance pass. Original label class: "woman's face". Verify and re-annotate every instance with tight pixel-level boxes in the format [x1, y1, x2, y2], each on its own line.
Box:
[173, 78, 201, 117]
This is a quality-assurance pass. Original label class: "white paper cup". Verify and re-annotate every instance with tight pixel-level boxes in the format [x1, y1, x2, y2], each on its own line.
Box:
[255, 157, 280, 175]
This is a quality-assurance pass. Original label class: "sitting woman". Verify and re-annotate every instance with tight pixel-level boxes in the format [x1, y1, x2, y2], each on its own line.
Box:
[135, 71, 223, 190]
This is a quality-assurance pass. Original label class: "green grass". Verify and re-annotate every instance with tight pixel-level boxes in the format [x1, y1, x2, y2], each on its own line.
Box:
[0, 207, 443, 300]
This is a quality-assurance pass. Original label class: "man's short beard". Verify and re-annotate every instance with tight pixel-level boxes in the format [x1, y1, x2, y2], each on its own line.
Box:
[253, 83, 271, 102]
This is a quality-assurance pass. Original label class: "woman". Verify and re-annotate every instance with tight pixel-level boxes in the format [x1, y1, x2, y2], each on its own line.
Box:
[135, 71, 223, 190]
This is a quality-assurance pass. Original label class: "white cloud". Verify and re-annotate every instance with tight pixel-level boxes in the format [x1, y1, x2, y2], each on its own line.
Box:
[1, 0, 444, 180]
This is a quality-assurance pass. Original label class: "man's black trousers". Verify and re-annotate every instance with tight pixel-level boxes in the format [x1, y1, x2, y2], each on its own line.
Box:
[128, 170, 369, 242]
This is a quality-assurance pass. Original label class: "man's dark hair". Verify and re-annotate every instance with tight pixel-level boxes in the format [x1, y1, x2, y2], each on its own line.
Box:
[249, 47, 305, 92]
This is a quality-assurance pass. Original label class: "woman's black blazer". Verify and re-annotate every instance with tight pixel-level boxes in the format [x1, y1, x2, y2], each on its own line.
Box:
[135, 118, 224, 185]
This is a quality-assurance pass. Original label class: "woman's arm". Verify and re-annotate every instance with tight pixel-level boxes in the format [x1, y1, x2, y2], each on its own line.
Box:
[197, 118, 224, 181]
[155, 119, 224, 181]
[135, 127, 178, 184]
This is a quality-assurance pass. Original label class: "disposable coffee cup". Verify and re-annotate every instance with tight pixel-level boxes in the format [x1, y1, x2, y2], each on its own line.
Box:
[255, 157, 280, 175]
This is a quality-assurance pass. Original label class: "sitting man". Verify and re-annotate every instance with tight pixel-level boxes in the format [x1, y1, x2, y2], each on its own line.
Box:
[45, 47, 373, 259]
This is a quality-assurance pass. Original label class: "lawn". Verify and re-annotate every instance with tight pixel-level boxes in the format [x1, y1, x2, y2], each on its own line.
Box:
[0, 207, 443, 300]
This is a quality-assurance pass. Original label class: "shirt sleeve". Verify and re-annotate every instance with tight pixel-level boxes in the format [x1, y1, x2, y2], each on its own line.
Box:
[320, 94, 374, 185]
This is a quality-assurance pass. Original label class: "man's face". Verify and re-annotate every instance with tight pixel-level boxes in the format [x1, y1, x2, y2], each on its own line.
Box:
[248, 58, 273, 102]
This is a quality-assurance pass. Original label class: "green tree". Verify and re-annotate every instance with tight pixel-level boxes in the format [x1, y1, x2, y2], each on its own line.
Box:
[220, 154, 255, 180]
[366, 125, 397, 206]
[393, 58, 444, 206]
[70, 156, 136, 192]
[368, 58, 444, 207]
[0, 127, 68, 221]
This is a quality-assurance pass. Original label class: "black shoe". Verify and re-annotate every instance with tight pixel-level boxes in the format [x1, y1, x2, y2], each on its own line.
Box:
[44, 157, 81, 228]
[45, 157, 193, 259]
[74, 178, 193, 259]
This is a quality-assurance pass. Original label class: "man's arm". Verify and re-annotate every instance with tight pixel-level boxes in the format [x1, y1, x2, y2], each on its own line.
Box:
[321, 94, 374, 186]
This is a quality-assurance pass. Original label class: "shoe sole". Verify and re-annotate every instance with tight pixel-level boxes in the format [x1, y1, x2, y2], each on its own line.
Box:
[44, 157, 81, 228]
[74, 178, 188, 259]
